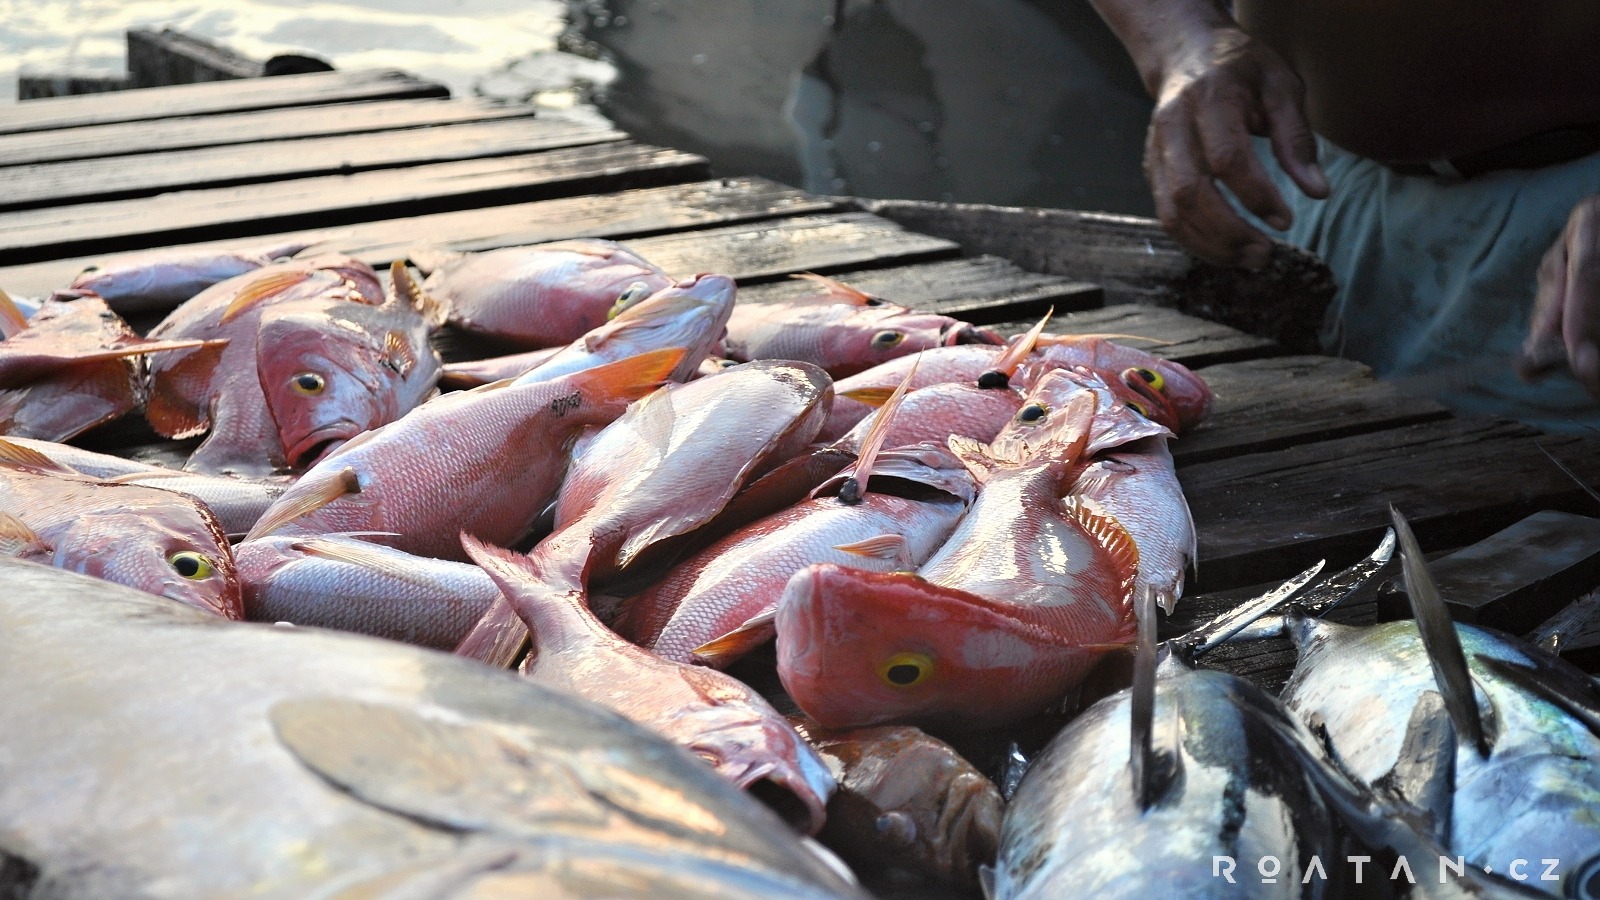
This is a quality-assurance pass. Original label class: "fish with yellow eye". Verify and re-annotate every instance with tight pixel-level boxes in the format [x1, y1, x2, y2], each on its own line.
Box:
[990, 368, 1196, 614]
[0, 438, 240, 618]
[776, 391, 1142, 732]
[724, 273, 1003, 379]
[1017, 335, 1213, 432]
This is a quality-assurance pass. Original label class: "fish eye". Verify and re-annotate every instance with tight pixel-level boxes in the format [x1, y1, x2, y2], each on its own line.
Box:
[291, 372, 326, 395]
[878, 651, 934, 688]
[1571, 856, 1600, 900]
[1126, 400, 1149, 418]
[871, 330, 906, 350]
[1017, 402, 1050, 425]
[1127, 366, 1166, 392]
[864, 295, 889, 307]
[607, 281, 653, 320]
[168, 551, 214, 580]
[79, 264, 100, 274]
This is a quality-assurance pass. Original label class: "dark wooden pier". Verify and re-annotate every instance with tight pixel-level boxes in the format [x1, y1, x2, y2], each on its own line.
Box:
[4, 68, 1599, 687]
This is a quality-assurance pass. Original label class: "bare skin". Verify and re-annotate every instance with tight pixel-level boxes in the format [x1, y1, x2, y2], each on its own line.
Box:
[1090, 0, 1600, 395]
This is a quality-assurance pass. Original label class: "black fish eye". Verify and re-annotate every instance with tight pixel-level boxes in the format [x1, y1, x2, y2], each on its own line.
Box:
[1018, 403, 1049, 424]
[1127, 401, 1149, 418]
[864, 295, 888, 307]
[1129, 366, 1166, 392]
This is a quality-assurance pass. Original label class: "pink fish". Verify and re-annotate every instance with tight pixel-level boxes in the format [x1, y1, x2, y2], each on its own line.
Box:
[725, 273, 1002, 377]
[464, 534, 837, 836]
[243, 348, 686, 560]
[820, 345, 1012, 441]
[831, 382, 1024, 456]
[68, 239, 317, 313]
[0, 439, 240, 618]
[0, 289, 219, 442]
[237, 534, 499, 649]
[616, 445, 976, 667]
[1019, 336, 1213, 432]
[421, 240, 675, 348]
[777, 395, 1140, 731]
[145, 258, 440, 474]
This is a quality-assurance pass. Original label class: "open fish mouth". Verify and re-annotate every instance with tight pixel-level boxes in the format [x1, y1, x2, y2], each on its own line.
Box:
[286, 423, 360, 470]
[941, 322, 1005, 346]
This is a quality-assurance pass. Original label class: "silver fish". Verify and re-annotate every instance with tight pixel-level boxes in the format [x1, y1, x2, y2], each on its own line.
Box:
[0, 557, 864, 899]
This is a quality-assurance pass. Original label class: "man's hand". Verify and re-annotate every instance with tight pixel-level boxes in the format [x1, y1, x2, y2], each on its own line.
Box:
[1144, 27, 1329, 269]
[1521, 195, 1600, 395]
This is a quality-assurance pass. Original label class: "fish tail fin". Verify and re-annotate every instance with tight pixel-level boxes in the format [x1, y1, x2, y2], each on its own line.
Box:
[0, 286, 28, 338]
[1390, 505, 1490, 757]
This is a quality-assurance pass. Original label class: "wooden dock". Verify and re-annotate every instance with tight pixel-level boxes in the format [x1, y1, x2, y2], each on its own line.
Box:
[4, 68, 1599, 688]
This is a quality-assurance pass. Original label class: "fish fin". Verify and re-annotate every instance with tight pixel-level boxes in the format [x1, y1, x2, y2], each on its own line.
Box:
[839, 386, 894, 407]
[1390, 505, 1490, 757]
[1282, 528, 1396, 620]
[0, 510, 49, 558]
[53, 336, 226, 367]
[243, 467, 360, 541]
[388, 260, 449, 328]
[977, 865, 997, 900]
[1169, 557, 1325, 659]
[218, 270, 310, 323]
[1061, 496, 1139, 605]
[383, 330, 417, 377]
[290, 537, 459, 594]
[401, 244, 464, 276]
[269, 696, 604, 836]
[0, 437, 80, 475]
[564, 346, 687, 406]
[1373, 690, 1456, 844]
[1474, 653, 1600, 741]
[1128, 586, 1181, 811]
[437, 368, 489, 390]
[835, 359, 917, 504]
[0, 286, 28, 338]
[690, 607, 778, 668]
[977, 308, 1052, 388]
[452, 594, 530, 669]
[833, 533, 911, 564]
[144, 341, 229, 439]
[790, 271, 880, 306]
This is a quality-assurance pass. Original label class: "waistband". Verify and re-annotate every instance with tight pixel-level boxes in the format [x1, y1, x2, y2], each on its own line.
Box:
[1385, 122, 1600, 180]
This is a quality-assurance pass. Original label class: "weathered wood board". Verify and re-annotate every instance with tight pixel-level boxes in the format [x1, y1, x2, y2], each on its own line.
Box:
[0, 99, 538, 168]
[0, 69, 449, 135]
[735, 256, 1102, 320]
[993, 304, 1280, 368]
[1, 114, 625, 211]
[0, 143, 710, 265]
[0, 177, 836, 298]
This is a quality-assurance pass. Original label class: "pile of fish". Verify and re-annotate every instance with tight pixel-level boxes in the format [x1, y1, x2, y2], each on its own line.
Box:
[2, 238, 1595, 898]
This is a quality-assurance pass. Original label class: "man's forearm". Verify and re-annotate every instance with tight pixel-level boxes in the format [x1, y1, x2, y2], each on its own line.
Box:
[1086, 0, 1240, 96]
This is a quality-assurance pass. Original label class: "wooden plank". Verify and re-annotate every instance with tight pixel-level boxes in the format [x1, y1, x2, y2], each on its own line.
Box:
[1172, 356, 1451, 465]
[0, 177, 838, 300]
[0, 143, 710, 266]
[0, 69, 449, 135]
[0, 114, 624, 212]
[992, 304, 1280, 368]
[620, 212, 959, 284]
[1180, 417, 1600, 592]
[0, 99, 538, 168]
[733, 256, 1101, 321]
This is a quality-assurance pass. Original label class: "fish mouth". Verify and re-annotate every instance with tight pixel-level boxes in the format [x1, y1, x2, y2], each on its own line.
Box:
[942, 322, 1006, 346]
[286, 423, 359, 470]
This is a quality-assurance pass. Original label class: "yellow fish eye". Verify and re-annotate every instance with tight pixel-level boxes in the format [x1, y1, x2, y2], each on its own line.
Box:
[1126, 400, 1149, 418]
[1129, 366, 1166, 392]
[291, 372, 326, 395]
[878, 652, 934, 688]
[871, 330, 905, 350]
[1017, 402, 1050, 425]
[168, 551, 214, 580]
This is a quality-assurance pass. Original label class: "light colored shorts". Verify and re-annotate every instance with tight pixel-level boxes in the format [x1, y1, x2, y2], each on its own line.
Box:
[1252, 136, 1600, 433]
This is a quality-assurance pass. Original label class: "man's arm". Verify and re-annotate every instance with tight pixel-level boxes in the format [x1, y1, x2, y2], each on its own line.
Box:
[1088, 0, 1328, 268]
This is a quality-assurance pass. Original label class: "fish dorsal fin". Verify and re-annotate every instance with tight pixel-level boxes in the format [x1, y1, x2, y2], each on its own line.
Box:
[837, 359, 917, 504]
[690, 606, 778, 667]
[1374, 689, 1457, 843]
[840, 385, 894, 407]
[0, 286, 29, 338]
[790, 271, 879, 305]
[0, 510, 49, 557]
[833, 534, 911, 565]
[244, 467, 360, 541]
[1390, 505, 1489, 758]
[269, 696, 606, 835]
[0, 437, 79, 475]
[383, 330, 417, 377]
[977, 309, 1052, 389]
[219, 270, 310, 323]
[1129, 587, 1182, 811]
[387, 260, 448, 328]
